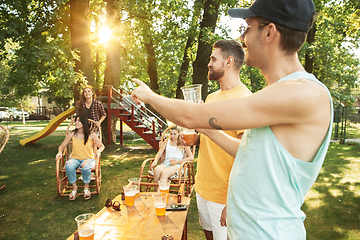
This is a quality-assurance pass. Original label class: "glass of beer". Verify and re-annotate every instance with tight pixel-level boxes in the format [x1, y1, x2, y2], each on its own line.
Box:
[183, 128, 196, 144]
[158, 179, 170, 195]
[152, 192, 168, 216]
[180, 84, 202, 103]
[128, 178, 141, 197]
[123, 185, 137, 206]
[181, 84, 202, 145]
[75, 213, 96, 240]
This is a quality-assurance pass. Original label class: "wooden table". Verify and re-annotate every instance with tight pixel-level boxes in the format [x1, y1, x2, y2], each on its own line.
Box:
[67, 192, 191, 240]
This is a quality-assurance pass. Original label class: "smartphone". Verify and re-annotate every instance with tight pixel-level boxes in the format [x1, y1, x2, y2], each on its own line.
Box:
[166, 204, 187, 211]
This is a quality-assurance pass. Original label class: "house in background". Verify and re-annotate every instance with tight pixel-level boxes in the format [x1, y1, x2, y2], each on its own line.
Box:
[29, 91, 73, 119]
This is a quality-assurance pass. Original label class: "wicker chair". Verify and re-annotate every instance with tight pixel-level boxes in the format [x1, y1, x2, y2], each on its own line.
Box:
[56, 119, 102, 197]
[139, 125, 196, 202]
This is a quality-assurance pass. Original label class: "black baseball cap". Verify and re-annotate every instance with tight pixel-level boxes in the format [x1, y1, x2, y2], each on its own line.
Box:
[228, 0, 316, 32]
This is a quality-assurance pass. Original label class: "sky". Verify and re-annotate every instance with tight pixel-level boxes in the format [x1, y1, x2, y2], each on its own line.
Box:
[218, 15, 244, 40]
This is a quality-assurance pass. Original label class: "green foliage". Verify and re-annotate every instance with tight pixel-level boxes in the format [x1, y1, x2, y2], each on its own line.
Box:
[0, 0, 78, 108]
[299, 0, 360, 105]
[0, 0, 359, 108]
[240, 66, 266, 93]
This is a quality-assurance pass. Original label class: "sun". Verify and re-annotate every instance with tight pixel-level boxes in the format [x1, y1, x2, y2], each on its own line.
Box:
[98, 26, 112, 43]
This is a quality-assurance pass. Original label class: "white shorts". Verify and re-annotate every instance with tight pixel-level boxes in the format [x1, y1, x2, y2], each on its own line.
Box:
[196, 193, 227, 240]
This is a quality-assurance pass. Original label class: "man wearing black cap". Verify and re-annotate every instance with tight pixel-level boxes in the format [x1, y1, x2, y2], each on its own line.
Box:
[131, 0, 333, 239]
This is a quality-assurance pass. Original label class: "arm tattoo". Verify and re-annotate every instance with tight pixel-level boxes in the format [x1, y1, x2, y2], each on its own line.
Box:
[209, 118, 223, 130]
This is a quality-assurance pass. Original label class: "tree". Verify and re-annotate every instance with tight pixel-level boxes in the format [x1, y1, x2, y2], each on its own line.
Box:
[70, 0, 95, 103]
[102, 0, 122, 144]
[300, 0, 360, 106]
[103, 0, 121, 89]
[1, 0, 358, 131]
[192, 0, 222, 101]
[175, 0, 203, 99]
[0, 0, 81, 105]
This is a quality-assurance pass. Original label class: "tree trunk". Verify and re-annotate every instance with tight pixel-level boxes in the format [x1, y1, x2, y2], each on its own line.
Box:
[144, 38, 168, 127]
[103, 0, 122, 144]
[176, 0, 203, 99]
[103, 0, 121, 89]
[176, 37, 193, 99]
[192, 0, 221, 101]
[145, 39, 160, 93]
[70, 0, 94, 96]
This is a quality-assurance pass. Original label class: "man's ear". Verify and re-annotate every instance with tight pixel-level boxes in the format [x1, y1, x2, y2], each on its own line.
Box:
[226, 56, 234, 68]
[265, 23, 278, 43]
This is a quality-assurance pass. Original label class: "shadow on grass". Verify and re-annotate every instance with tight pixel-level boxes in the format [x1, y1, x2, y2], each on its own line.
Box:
[303, 142, 360, 240]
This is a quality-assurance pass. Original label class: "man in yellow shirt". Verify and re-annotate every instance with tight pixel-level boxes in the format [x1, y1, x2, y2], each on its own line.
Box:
[194, 40, 252, 240]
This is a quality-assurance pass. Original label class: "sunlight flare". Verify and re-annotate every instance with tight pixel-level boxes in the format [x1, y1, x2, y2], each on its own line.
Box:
[98, 26, 112, 43]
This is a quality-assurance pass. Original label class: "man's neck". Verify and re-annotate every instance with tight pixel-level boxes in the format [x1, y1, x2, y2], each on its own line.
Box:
[219, 72, 242, 91]
[261, 54, 305, 86]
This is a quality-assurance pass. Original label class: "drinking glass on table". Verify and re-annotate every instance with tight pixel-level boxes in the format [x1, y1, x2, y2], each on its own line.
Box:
[128, 178, 141, 197]
[158, 179, 170, 194]
[123, 185, 137, 206]
[75, 213, 96, 240]
[181, 84, 202, 145]
[153, 192, 168, 216]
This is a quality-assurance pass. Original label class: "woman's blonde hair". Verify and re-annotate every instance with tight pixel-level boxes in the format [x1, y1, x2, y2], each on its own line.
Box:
[169, 125, 184, 151]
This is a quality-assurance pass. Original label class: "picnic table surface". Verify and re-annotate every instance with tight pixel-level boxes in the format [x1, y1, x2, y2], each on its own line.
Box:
[67, 192, 191, 240]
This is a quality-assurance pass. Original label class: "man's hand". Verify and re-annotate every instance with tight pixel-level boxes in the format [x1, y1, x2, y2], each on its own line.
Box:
[131, 79, 154, 105]
[220, 205, 227, 227]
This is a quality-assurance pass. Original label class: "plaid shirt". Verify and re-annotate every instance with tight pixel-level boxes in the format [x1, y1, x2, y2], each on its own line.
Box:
[79, 99, 107, 122]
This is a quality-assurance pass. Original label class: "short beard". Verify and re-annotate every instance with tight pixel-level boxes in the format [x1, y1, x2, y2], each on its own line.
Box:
[208, 68, 225, 80]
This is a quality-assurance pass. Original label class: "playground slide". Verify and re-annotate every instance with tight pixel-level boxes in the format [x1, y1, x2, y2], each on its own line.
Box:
[19, 106, 76, 146]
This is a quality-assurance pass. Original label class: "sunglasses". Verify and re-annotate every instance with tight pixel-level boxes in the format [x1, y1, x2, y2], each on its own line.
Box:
[238, 23, 270, 37]
[105, 198, 121, 211]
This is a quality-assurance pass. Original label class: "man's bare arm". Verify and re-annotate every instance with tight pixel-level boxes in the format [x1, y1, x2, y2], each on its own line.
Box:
[131, 78, 330, 131]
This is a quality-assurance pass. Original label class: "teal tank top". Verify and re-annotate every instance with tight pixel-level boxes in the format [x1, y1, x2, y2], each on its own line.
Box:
[227, 72, 333, 239]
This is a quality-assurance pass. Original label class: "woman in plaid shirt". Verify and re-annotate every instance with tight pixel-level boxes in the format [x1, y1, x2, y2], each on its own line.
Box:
[77, 85, 107, 129]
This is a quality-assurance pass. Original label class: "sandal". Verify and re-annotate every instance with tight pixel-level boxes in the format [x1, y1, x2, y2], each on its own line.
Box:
[84, 189, 91, 200]
[69, 190, 77, 201]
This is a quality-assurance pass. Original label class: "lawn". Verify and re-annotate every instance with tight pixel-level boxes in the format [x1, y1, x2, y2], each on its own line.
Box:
[0, 120, 359, 239]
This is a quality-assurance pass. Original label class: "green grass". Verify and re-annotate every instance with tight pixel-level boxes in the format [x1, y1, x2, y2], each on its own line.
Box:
[0, 121, 359, 239]
[343, 122, 360, 139]
[303, 142, 360, 239]
[0, 121, 205, 239]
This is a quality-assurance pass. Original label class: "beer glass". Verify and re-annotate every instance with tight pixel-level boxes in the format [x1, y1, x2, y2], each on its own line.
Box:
[75, 213, 96, 240]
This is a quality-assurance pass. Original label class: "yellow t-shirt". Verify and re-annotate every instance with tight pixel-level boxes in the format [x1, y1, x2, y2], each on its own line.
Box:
[195, 83, 252, 205]
[70, 136, 94, 160]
